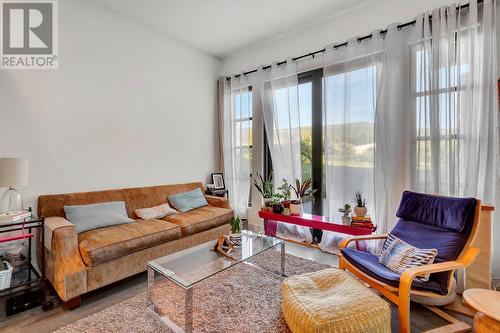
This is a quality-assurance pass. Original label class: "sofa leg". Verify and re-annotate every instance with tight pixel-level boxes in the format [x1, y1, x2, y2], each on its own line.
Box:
[64, 296, 81, 310]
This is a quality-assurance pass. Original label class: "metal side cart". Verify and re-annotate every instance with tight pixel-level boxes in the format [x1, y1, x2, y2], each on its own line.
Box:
[0, 215, 56, 316]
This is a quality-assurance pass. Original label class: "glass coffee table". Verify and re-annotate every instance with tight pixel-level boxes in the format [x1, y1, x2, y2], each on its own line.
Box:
[147, 230, 285, 333]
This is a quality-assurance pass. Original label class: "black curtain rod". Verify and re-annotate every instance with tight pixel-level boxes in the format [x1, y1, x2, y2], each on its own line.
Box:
[226, 0, 482, 80]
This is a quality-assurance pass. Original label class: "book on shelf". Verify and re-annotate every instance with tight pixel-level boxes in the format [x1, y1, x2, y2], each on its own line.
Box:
[351, 215, 371, 222]
[351, 222, 374, 227]
[351, 217, 375, 229]
[0, 211, 31, 223]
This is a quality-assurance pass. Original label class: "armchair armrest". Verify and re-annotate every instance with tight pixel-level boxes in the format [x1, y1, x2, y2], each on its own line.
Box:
[340, 233, 388, 249]
[205, 195, 231, 209]
[44, 217, 87, 301]
[399, 246, 480, 293]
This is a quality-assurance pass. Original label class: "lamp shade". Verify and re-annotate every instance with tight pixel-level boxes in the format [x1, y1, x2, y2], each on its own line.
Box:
[0, 158, 28, 187]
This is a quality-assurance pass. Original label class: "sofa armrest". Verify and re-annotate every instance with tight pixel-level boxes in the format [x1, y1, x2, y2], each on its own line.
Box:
[44, 217, 87, 301]
[205, 195, 231, 209]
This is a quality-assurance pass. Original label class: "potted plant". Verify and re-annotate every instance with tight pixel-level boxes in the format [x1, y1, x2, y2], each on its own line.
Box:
[228, 216, 242, 243]
[253, 173, 274, 210]
[289, 178, 317, 215]
[353, 191, 367, 217]
[277, 179, 292, 208]
[270, 193, 285, 214]
[338, 203, 351, 225]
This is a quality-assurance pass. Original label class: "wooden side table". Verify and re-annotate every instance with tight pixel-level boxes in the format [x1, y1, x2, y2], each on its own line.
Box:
[463, 289, 500, 333]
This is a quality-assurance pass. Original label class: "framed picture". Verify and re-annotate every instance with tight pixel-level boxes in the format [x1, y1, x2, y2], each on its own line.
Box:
[211, 173, 225, 190]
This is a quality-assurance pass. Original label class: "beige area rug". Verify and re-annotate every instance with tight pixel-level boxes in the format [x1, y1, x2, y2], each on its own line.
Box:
[53, 251, 330, 333]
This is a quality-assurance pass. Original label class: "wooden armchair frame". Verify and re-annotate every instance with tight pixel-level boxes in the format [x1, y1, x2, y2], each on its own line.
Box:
[338, 200, 481, 333]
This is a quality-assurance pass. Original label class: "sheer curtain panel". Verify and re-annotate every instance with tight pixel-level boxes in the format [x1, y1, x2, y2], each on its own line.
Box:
[260, 60, 313, 243]
[220, 74, 252, 218]
[320, 35, 383, 252]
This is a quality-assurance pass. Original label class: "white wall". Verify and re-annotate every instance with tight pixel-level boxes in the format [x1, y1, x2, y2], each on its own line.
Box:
[0, 0, 221, 211]
[222, 0, 500, 280]
[223, 0, 466, 75]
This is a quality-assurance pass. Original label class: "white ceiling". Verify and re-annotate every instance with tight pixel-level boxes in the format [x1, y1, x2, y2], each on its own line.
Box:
[92, 0, 374, 59]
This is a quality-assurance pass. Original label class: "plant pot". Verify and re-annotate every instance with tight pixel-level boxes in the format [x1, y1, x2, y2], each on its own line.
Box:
[272, 204, 284, 214]
[341, 215, 351, 226]
[263, 198, 272, 207]
[354, 206, 367, 217]
[338, 208, 351, 226]
[290, 201, 302, 215]
[283, 200, 291, 209]
[229, 233, 242, 246]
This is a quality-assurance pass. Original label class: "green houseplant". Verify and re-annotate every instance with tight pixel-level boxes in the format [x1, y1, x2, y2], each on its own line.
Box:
[277, 179, 292, 208]
[289, 178, 317, 215]
[253, 173, 274, 208]
[228, 216, 242, 242]
[353, 191, 367, 217]
[270, 193, 285, 214]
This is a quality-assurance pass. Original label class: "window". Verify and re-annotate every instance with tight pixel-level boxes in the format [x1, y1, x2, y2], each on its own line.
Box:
[233, 88, 253, 206]
[412, 48, 467, 193]
[323, 63, 377, 219]
[297, 69, 323, 215]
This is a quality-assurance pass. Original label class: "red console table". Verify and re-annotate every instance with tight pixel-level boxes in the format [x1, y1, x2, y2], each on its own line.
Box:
[258, 211, 372, 237]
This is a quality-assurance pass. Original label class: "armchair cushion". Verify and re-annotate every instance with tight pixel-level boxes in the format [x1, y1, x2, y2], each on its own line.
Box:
[396, 191, 476, 232]
[341, 248, 448, 295]
[390, 218, 469, 292]
[391, 219, 469, 262]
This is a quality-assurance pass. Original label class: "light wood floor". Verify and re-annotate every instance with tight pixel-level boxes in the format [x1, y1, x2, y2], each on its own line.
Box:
[0, 237, 471, 333]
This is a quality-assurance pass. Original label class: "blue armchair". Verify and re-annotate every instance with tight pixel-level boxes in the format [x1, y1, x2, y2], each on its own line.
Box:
[339, 191, 481, 333]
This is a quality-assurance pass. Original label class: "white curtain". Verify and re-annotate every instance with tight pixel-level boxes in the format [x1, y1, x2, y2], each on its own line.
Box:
[410, 2, 498, 202]
[320, 0, 498, 253]
[260, 60, 313, 243]
[375, 0, 498, 232]
[220, 74, 252, 218]
[320, 35, 383, 253]
[322, 36, 383, 219]
[373, 23, 415, 235]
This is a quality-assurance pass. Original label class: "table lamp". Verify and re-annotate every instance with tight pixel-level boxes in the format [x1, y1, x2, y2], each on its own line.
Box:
[0, 158, 28, 212]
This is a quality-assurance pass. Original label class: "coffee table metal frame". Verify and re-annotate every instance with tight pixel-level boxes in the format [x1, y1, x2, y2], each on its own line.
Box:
[147, 231, 285, 333]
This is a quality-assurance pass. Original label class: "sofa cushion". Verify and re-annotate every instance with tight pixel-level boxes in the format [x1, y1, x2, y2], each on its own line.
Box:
[163, 206, 232, 236]
[78, 219, 181, 266]
[341, 248, 448, 295]
[395, 191, 476, 232]
[134, 203, 177, 220]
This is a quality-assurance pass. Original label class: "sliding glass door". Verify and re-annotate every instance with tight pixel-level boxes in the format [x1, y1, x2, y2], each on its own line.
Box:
[264, 65, 376, 220]
[297, 69, 323, 215]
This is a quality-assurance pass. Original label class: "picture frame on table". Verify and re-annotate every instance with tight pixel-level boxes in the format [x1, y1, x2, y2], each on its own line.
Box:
[211, 173, 225, 190]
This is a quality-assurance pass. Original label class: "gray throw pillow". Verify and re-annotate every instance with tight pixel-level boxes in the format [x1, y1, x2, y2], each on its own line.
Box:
[64, 201, 134, 233]
[168, 188, 208, 213]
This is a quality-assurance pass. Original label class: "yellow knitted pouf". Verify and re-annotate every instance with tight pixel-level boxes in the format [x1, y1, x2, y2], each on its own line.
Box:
[282, 268, 391, 333]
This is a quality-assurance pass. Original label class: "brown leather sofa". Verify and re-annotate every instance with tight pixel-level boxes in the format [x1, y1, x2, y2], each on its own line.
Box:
[37, 182, 232, 308]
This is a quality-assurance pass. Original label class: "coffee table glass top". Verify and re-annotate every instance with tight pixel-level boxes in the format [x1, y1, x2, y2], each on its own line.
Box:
[148, 230, 283, 288]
